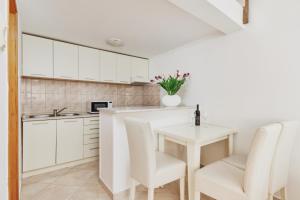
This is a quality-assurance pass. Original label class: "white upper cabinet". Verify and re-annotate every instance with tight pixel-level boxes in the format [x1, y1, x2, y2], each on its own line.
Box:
[131, 58, 149, 82]
[22, 34, 53, 78]
[116, 54, 132, 84]
[100, 51, 117, 82]
[22, 35, 150, 84]
[78, 46, 100, 81]
[54, 41, 79, 80]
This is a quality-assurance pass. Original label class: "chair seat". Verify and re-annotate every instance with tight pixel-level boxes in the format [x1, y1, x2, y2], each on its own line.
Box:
[195, 161, 247, 200]
[154, 152, 186, 187]
[222, 154, 247, 170]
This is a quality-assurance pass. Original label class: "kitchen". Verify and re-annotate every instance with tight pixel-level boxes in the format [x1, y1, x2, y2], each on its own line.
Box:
[1, 0, 300, 200]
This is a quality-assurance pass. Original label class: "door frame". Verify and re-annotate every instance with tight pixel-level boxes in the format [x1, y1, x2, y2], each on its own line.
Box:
[8, 0, 19, 199]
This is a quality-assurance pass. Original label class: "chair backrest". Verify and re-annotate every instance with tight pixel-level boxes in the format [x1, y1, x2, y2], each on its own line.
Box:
[124, 117, 156, 186]
[269, 121, 299, 194]
[243, 123, 282, 200]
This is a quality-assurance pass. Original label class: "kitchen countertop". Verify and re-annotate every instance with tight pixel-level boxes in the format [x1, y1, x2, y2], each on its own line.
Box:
[22, 112, 99, 122]
[99, 106, 193, 114]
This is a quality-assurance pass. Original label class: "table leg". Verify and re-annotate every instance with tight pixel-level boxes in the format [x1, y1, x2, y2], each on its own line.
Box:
[187, 144, 201, 200]
[228, 134, 234, 155]
[158, 134, 165, 152]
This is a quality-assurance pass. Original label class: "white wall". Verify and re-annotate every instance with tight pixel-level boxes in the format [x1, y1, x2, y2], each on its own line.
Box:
[0, 0, 9, 199]
[150, 0, 300, 199]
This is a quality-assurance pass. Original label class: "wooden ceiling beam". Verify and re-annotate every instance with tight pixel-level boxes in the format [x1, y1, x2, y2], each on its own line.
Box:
[9, 0, 17, 13]
[243, 0, 249, 24]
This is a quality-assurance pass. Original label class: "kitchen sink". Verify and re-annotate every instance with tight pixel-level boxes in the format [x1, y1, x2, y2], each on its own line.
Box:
[24, 114, 55, 119]
[23, 113, 81, 119]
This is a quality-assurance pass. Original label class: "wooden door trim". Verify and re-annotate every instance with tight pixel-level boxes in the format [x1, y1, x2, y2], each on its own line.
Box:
[243, 0, 249, 24]
[8, 0, 19, 199]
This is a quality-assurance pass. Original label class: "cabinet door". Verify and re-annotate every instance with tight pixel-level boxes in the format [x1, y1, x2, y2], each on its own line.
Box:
[131, 58, 149, 82]
[57, 118, 83, 164]
[22, 34, 53, 78]
[100, 51, 117, 82]
[23, 120, 57, 172]
[116, 54, 132, 84]
[78, 46, 100, 81]
[54, 41, 79, 80]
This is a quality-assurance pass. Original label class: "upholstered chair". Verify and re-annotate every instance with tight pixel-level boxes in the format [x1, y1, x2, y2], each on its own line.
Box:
[124, 118, 186, 200]
[223, 121, 299, 200]
[194, 123, 282, 200]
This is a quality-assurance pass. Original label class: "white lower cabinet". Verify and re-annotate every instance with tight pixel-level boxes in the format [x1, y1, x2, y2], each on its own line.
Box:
[84, 143, 99, 158]
[23, 116, 99, 173]
[56, 118, 84, 164]
[83, 117, 100, 158]
[23, 120, 57, 172]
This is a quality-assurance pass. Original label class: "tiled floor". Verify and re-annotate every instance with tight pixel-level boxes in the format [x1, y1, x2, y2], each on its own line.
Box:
[21, 161, 213, 200]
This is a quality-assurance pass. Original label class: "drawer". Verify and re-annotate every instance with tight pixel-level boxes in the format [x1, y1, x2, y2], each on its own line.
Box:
[84, 133, 99, 145]
[84, 143, 99, 158]
[84, 117, 99, 126]
[84, 124, 99, 135]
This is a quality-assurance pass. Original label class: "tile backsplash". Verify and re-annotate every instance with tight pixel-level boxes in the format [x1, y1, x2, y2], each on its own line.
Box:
[21, 78, 160, 114]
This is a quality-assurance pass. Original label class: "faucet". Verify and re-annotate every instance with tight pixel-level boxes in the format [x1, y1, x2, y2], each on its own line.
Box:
[53, 107, 67, 117]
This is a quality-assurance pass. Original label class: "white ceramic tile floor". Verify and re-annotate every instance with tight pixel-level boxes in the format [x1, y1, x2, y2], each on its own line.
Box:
[21, 161, 214, 200]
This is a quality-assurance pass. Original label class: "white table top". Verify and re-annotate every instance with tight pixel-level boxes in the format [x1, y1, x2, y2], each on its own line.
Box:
[155, 123, 237, 145]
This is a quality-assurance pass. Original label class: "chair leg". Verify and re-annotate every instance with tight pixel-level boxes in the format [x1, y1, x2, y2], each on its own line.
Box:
[148, 188, 154, 200]
[129, 179, 136, 200]
[280, 187, 287, 200]
[180, 177, 185, 200]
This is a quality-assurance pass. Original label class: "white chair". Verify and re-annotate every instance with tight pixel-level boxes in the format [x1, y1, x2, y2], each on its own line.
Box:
[222, 121, 299, 200]
[194, 123, 282, 200]
[124, 118, 186, 200]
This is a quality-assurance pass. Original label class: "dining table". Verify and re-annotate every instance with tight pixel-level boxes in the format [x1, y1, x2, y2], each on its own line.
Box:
[154, 123, 238, 200]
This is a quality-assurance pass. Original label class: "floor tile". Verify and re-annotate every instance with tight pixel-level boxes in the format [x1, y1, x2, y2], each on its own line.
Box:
[22, 167, 71, 185]
[21, 161, 214, 200]
[67, 185, 110, 200]
[21, 183, 49, 200]
[53, 169, 96, 186]
[31, 184, 79, 200]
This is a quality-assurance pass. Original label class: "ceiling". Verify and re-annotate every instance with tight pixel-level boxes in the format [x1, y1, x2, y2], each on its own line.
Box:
[18, 0, 219, 58]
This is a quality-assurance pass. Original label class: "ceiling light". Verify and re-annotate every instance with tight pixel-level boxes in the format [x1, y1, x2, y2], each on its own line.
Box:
[106, 38, 124, 47]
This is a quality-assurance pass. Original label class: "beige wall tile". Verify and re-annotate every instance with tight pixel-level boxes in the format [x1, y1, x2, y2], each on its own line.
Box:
[45, 93, 66, 112]
[143, 95, 160, 106]
[31, 79, 46, 94]
[21, 78, 160, 114]
[116, 95, 126, 106]
[21, 78, 31, 94]
[45, 79, 65, 94]
[144, 84, 160, 95]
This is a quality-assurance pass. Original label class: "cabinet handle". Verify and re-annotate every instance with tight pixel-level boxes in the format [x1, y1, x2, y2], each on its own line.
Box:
[89, 119, 99, 122]
[119, 81, 129, 83]
[89, 128, 99, 130]
[89, 147, 99, 150]
[32, 122, 49, 125]
[90, 137, 99, 139]
[103, 80, 113, 82]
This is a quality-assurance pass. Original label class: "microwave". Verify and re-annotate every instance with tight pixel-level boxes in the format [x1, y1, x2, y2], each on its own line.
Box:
[87, 101, 112, 113]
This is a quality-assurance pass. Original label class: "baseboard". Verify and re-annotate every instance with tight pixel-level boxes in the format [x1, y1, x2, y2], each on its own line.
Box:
[22, 157, 98, 178]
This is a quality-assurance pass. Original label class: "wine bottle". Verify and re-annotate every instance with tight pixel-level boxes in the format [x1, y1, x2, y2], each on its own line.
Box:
[195, 104, 200, 126]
